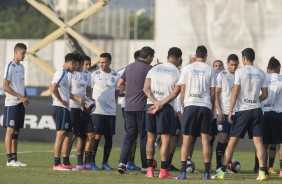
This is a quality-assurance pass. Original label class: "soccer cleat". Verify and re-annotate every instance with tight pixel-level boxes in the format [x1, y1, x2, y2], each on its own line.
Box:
[76, 165, 84, 170]
[175, 172, 186, 180]
[101, 162, 113, 170]
[117, 163, 126, 174]
[265, 174, 270, 180]
[216, 167, 222, 173]
[167, 164, 180, 171]
[268, 167, 277, 174]
[6, 160, 20, 167]
[126, 162, 141, 171]
[256, 170, 266, 181]
[15, 160, 27, 167]
[140, 168, 147, 174]
[146, 167, 154, 177]
[53, 164, 70, 171]
[203, 172, 210, 180]
[61, 164, 74, 169]
[86, 163, 100, 171]
[159, 168, 173, 178]
[211, 170, 225, 180]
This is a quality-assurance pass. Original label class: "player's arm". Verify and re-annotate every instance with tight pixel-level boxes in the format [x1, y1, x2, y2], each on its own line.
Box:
[215, 87, 224, 123]
[180, 84, 185, 110]
[50, 82, 67, 108]
[228, 84, 240, 123]
[70, 93, 85, 106]
[3, 79, 28, 105]
[115, 90, 119, 103]
[159, 85, 181, 106]
[143, 78, 157, 103]
[259, 87, 268, 102]
[117, 78, 126, 91]
[86, 86, 92, 99]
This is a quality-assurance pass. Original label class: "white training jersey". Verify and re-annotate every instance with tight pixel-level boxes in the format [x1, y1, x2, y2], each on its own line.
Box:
[216, 69, 236, 115]
[52, 68, 70, 109]
[262, 73, 282, 113]
[178, 62, 216, 110]
[91, 69, 120, 115]
[117, 67, 126, 108]
[146, 62, 181, 109]
[234, 65, 267, 112]
[3, 61, 25, 106]
[69, 69, 92, 109]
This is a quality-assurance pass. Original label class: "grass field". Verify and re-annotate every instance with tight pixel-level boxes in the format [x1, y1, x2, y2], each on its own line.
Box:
[0, 141, 281, 184]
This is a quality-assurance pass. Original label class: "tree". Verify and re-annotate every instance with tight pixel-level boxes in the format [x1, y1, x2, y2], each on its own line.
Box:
[129, 14, 154, 39]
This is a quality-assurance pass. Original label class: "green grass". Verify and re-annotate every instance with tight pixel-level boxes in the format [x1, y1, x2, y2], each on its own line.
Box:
[0, 141, 281, 183]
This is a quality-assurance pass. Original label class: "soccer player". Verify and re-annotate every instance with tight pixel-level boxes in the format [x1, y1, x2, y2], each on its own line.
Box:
[176, 45, 216, 180]
[117, 46, 155, 174]
[117, 50, 142, 171]
[68, 54, 94, 170]
[144, 47, 182, 178]
[50, 53, 79, 170]
[261, 57, 282, 177]
[3, 43, 29, 167]
[91, 53, 120, 170]
[210, 59, 224, 171]
[214, 54, 239, 172]
[211, 48, 268, 181]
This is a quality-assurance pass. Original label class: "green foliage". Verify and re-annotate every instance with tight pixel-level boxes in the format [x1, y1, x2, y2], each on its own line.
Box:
[130, 14, 154, 39]
[0, 1, 57, 39]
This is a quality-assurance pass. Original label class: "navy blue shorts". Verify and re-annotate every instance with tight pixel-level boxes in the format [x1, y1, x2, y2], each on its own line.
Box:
[263, 111, 282, 144]
[146, 104, 174, 134]
[52, 106, 72, 132]
[92, 114, 116, 135]
[181, 106, 212, 136]
[70, 108, 94, 137]
[3, 103, 25, 129]
[210, 118, 218, 136]
[230, 108, 263, 139]
[171, 116, 181, 137]
[217, 115, 232, 135]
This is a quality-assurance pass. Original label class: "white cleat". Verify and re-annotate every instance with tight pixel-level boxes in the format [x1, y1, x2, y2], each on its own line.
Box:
[6, 160, 20, 167]
[15, 160, 27, 167]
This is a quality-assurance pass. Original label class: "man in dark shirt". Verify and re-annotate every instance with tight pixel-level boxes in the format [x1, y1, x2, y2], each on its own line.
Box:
[117, 46, 155, 174]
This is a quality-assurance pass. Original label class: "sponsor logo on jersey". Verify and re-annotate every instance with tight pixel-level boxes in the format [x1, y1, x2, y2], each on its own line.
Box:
[246, 73, 261, 79]
[243, 99, 257, 103]
[189, 93, 201, 97]
[191, 70, 206, 75]
[152, 90, 164, 96]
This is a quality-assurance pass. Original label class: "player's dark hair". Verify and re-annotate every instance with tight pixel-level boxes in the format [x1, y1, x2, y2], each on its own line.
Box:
[196, 45, 207, 58]
[14, 43, 27, 52]
[134, 50, 141, 60]
[227, 54, 239, 62]
[100, 53, 112, 61]
[213, 60, 223, 66]
[241, 48, 255, 62]
[267, 56, 281, 71]
[139, 46, 155, 59]
[65, 53, 79, 63]
[83, 55, 91, 61]
[168, 47, 182, 58]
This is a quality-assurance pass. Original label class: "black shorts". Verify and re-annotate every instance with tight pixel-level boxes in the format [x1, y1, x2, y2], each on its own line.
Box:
[92, 114, 116, 135]
[217, 115, 232, 135]
[171, 116, 181, 136]
[146, 104, 174, 134]
[230, 108, 263, 139]
[263, 111, 282, 144]
[52, 106, 72, 132]
[3, 103, 25, 129]
[71, 108, 94, 137]
[210, 118, 218, 136]
[181, 106, 212, 136]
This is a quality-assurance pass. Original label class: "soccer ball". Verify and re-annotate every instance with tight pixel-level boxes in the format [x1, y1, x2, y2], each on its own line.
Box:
[153, 159, 157, 169]
[227, 159, 241, 173]
[83, 98, 96, 114]
[186, 160, 195, 173]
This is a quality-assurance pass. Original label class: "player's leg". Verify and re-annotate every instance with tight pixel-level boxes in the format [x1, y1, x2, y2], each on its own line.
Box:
[268, 144, 277, 174]
[253, 136, 267, 180]
[83, 112, 94, 169]
[202, 133, 212, 179]
[279, 144, 282, 177]
[216, 132, 228, 170]
[159, 134, 172, 178]
[5, 127, 16, 166]
[76, 136, 86, 170]
[101, 115, 115, 170]
[91, 114, 103, 170]
[62, 131, 73, 168]
[146, 131, 156, 177]
[137, 111, 147, 172]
